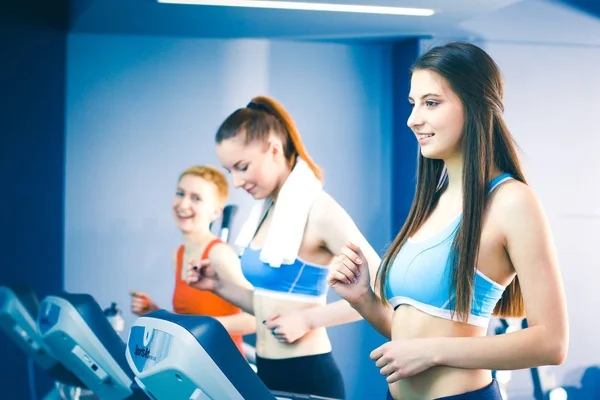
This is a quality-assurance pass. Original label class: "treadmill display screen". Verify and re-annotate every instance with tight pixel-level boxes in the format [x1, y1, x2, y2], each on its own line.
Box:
[128, 326, 173, 373]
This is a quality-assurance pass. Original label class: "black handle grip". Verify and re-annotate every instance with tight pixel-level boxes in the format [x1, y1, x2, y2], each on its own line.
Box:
[221, 204, 238, 231]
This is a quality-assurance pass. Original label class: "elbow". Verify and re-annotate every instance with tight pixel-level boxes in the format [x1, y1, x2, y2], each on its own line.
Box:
[546, 348, 567, 366]
[544, 335, 569, 366]
[529, 322, 569, 366]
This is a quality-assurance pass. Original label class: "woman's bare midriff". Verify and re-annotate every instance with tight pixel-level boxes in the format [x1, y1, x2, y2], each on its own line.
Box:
[388, 305, 492, 400]
[253, 293, 332, 359]
[249, 192, 338, 360]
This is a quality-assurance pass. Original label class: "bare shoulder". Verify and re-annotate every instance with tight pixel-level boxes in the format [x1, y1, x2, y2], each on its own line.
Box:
[207, 240, 252, 289]
[308, 190, 375, 258]
[488, 178, 548, 234]
[208, 241, 239, 267]
[490, 179, 541, 214]
[309, 190, 348, 226]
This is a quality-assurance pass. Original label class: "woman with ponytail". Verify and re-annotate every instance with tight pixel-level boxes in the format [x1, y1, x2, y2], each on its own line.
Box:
[187, 96, 381, 398]
[327, 42, 568, 400]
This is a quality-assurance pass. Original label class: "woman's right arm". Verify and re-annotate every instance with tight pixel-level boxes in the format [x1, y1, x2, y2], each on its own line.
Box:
[187, 244, 256, 315]
[328, 243, 394, 339]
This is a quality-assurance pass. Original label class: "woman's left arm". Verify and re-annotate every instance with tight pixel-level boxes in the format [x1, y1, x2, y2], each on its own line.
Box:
[303, 192, 385, 327]
[373, 184, 569, 381]
[264, 192, 390, 342]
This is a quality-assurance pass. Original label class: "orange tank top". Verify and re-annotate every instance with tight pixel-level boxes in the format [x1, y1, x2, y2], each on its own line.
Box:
[172, 239, 245, 356]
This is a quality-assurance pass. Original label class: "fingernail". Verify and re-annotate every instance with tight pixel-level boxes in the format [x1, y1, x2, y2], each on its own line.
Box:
[356, 272, 361, 277]
[356, 259, 362, 264]
[353, 278, 358, 284]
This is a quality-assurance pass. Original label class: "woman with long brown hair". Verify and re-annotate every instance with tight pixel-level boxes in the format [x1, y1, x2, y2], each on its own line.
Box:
[328, 42, 569, 399]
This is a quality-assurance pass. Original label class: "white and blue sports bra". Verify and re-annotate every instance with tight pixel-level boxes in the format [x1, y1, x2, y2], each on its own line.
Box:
[239, 202, 329, 303]
[385, 174, 514, 327]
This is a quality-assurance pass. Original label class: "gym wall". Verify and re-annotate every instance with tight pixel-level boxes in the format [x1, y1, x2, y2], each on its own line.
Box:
[63, 33, 417, 400]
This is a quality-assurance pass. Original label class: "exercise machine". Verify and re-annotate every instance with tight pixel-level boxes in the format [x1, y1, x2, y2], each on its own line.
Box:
[125, 310, 341, 400]
[36, 292, 148, 399]
[0, 284, 89, 400]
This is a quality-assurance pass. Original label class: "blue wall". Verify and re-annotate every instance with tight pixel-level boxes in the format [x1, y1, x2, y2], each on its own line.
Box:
[0, 16, 419, 396]
[0, 1, 68, 398]
[63, 33, 418, 399]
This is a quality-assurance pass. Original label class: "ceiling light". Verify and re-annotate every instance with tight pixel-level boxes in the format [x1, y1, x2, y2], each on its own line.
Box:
[157, 0, 435, 17]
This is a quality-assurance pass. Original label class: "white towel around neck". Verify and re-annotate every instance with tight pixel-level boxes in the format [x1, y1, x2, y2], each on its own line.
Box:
[234, 158, 322, 267]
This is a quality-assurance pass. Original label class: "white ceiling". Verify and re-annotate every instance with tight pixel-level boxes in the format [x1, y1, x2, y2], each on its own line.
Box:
[69, 0, 526, 41]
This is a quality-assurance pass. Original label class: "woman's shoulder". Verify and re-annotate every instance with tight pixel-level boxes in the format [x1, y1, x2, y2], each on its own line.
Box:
[488, 177, 546, 231]
[309, 190, 344, 222]
[206, 238, 240, 265]
[307, 190, 360, 237]
[489, 177, 536, 211]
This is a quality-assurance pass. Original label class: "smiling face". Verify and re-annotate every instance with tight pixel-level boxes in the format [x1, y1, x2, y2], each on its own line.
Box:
[407, 69, 465, 161]
[216, 134, 286, 200]
[172, 174, 223, 235]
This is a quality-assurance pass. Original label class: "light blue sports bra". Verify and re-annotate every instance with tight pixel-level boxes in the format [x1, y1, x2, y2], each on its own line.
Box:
[385, 173, 514, 327]
[240, 248, 329, 302]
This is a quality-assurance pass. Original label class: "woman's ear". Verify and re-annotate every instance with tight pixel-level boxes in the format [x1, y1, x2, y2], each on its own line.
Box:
[267, 136, 284, 159]
[210, 205, 224, 223]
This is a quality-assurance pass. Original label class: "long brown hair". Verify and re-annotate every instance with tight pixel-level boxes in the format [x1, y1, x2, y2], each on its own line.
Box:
[377, 42, 526, 322]
[215, 96, 323, 182]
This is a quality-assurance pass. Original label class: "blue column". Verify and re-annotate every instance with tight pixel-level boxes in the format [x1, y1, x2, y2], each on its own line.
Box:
[0, 0, 68, 396]
[391, 38, 420, 236]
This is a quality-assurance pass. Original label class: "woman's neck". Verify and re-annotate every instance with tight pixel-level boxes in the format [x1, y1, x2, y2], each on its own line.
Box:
[444, 154, 463, 199]
[270, 163, 292, 203]
[444, 154, 503, 199]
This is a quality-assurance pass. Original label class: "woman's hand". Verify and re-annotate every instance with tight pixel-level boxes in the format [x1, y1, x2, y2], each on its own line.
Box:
[186, 258, 223, 292]
[371, 338, 438, 383]
[129, 291, 158, 316]
[263, 310, 312, 344]
[327, 242, 372, 306]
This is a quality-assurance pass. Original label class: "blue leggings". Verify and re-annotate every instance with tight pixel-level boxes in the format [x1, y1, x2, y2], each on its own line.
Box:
[386, 379, 501, 400]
